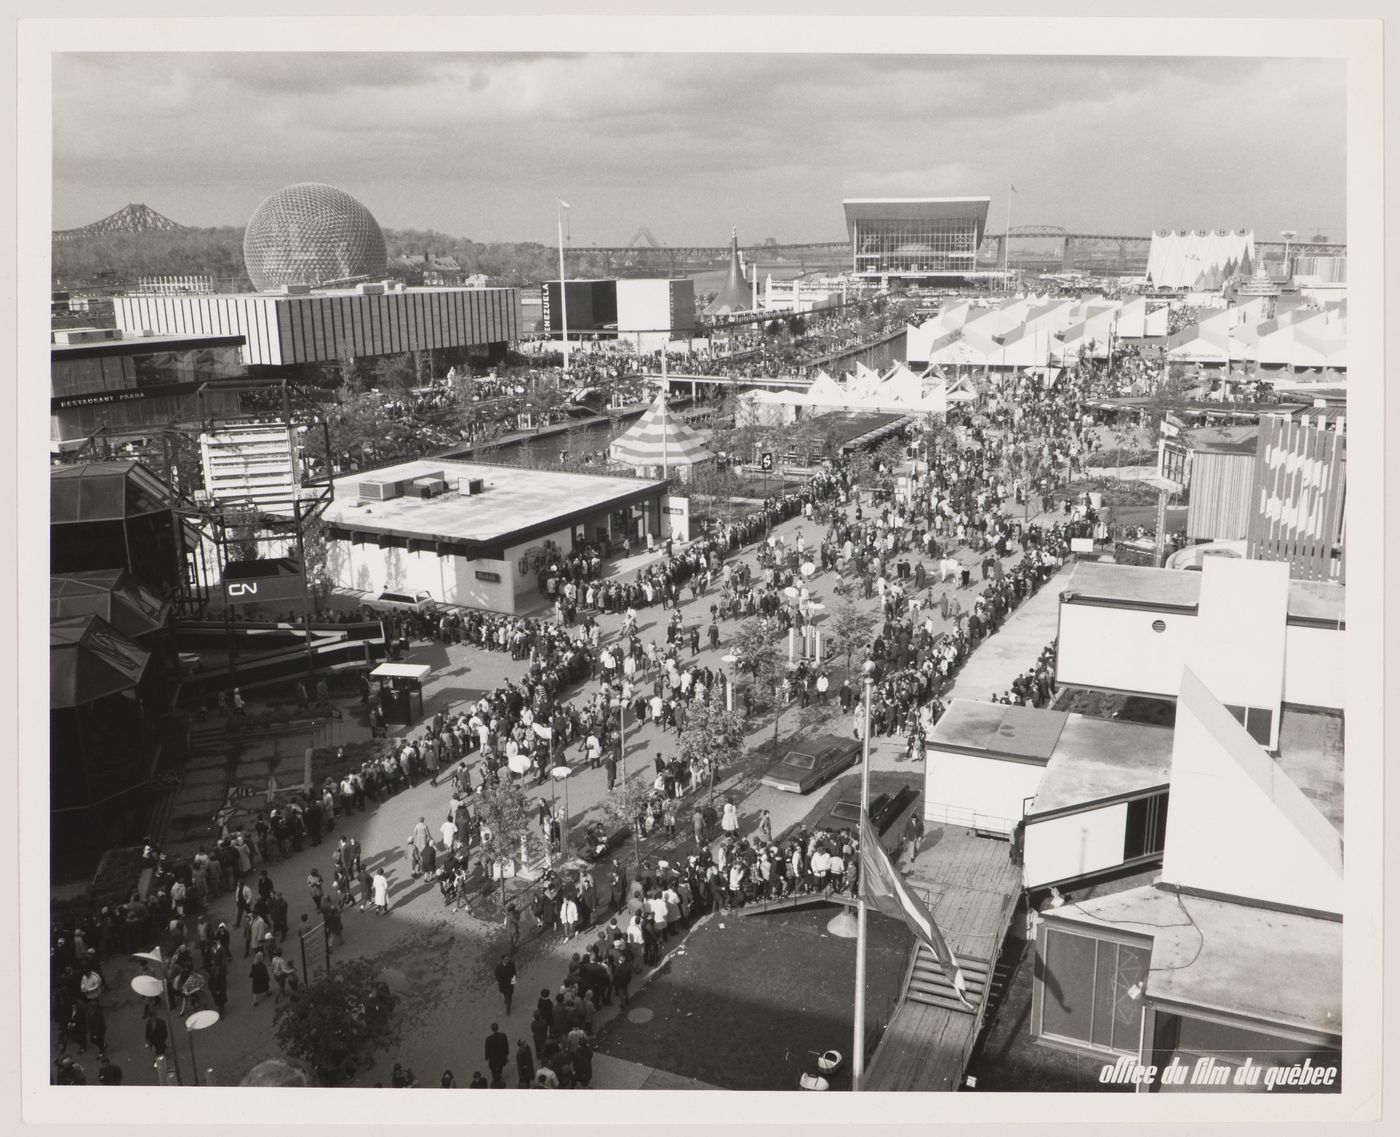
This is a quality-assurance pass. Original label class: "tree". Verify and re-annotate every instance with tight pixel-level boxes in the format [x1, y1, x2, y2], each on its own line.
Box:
[599, 774, 654, 870]
[372, 352, 417, 391]
[272, 958, 400, 1086]
[828, 598, 876, 680]
[730, 616, 790, 756]
[874, 436, 907, 478]
[223, 502, 261, 563]
[299, 512, 334, 605]
[677, 702, 746, 803]
[474, 781, 544, 901]
[1143, 364, 1195, 435]
[731, 616, 781, 684]
[846, 448, 875, 495]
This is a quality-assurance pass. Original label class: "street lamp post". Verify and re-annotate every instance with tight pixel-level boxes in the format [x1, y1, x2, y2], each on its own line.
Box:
[185, 1009, 220, 1087]
[551, 766, 573, 861]
[617, 699, 627, 782]
[130, 967, 183, 1086]
[851, 665, 876, 1093]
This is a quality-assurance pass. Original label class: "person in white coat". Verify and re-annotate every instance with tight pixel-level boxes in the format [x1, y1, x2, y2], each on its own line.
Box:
[372, 869, 390, 916]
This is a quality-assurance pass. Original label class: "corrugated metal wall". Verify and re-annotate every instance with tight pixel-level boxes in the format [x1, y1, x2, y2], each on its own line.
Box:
[116, 289, 519, 367]
[1186, 452, 1255, 540]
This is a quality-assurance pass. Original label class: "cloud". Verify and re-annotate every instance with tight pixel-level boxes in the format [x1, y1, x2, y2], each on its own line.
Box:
[50, 51, 1346, 243]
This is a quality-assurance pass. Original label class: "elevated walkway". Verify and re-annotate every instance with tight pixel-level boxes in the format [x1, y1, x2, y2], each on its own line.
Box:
[863, 823, 1022, 1092]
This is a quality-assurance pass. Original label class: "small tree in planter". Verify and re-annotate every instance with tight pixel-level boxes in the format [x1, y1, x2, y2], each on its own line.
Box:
[272, 958, 400, 1086]
[829, 598, 877, 681]
[678, 702, 746, 804]
[474, 781, 545, 902]
[599, 774, 654, 871]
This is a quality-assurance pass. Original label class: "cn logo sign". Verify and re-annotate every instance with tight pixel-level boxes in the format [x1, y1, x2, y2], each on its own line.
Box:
[227, 582, 260, 597]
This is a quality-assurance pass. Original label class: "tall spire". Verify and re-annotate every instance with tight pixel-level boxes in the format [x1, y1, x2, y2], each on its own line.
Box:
[705, 226, 753, 316]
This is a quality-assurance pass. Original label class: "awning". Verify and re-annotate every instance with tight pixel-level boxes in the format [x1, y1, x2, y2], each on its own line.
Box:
[370, 663, 432, 681]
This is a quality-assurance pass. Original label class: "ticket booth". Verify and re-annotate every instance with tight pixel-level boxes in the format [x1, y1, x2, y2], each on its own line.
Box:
[370, 662, 431, 727]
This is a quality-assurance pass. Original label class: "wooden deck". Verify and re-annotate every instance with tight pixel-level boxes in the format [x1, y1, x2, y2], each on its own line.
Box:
[864, 823, 1022, 1092]
[865, 1001, 980, 1092]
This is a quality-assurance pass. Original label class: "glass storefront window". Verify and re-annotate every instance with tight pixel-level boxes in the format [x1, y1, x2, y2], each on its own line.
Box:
[1038, 927, 1150, 1054]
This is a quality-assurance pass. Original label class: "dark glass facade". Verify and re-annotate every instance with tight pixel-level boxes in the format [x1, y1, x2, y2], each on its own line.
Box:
[50, 341, 246, 447]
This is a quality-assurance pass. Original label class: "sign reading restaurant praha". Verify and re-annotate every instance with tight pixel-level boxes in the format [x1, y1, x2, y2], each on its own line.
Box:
[222, 557, 306, 606]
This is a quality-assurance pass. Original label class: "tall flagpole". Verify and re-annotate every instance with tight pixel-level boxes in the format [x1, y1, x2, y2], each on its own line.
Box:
[557, 201, 571, 374]
[851, 665, 875, 1091]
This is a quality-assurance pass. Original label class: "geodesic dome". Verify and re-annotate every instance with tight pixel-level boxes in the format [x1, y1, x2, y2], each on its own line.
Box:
[243, 182, 388, 291]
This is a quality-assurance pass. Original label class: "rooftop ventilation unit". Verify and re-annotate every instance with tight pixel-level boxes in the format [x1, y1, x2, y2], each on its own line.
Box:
[358, 478, 402, 502]
[459, 477, 487, 496]
[410, 477, 447, 498]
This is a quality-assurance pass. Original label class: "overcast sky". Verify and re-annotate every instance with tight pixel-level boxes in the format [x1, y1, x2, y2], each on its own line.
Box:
[52, 52, 1346, 245]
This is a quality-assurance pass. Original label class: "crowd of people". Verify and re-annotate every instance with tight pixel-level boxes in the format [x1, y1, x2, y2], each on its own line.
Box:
[60, 316, 1197, 1086]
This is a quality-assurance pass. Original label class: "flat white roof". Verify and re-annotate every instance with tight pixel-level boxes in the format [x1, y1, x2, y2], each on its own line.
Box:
[1048, 884, 1341, 1039]
[1063, 561, 1344, 625]
[1027, 717, 1174, 815]
[323, 458, 667, 552]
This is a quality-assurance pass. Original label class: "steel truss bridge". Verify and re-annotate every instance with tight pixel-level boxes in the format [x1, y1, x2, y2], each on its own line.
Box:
[569, 226, 1344, 276]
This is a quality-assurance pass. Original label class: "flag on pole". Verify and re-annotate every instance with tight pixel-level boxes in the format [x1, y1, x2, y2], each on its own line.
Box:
[559, 200, 571, 209]
[1009, 185, 1017, 193]
[858, 815, 974, 1009]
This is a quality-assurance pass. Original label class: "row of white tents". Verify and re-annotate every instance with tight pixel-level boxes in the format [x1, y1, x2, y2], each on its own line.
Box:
[1164, 296, 1347, 372]
[907, 293, 1171, 372]
[736, 361, 977, 427]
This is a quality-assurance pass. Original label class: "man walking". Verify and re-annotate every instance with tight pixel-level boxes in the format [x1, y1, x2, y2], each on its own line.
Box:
[484, 1023, 510, 1088]
[901, 812, 925, 872]
[494, 955, 517, 1015]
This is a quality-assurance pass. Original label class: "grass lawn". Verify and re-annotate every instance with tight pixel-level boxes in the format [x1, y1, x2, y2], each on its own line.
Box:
[594, 903, 910, 1090]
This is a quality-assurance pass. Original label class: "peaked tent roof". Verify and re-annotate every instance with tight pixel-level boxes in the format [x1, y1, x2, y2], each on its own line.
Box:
[609, 395, 715, 468]
[805, 372, 850, 408]
[702, 230, 754, 316]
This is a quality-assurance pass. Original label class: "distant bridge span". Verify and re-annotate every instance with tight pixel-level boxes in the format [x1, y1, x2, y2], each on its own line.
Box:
[570, 231, 1344, 276]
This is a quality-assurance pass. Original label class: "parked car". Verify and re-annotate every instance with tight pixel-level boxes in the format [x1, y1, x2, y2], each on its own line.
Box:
[759, 735, 861, 795]
[365, 589, 437, 615]
[816, 783, 921, 854]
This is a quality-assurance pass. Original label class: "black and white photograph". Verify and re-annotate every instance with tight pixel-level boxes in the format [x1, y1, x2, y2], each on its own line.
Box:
[13, 6, 1388, 1128]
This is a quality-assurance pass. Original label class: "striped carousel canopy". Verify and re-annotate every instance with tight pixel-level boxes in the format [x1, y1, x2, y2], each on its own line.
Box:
[609, 394, 715, 468]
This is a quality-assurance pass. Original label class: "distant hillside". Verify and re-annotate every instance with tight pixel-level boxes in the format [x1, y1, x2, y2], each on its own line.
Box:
[52, 226, 253, 291]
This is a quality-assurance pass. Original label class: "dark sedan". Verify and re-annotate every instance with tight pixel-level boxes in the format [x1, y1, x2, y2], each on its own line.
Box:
[760, 735, 862, 794]
[816, 784, 921, 853]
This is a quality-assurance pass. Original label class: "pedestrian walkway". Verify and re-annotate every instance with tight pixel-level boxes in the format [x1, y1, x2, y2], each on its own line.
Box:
[940, 563, 1071, 704]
